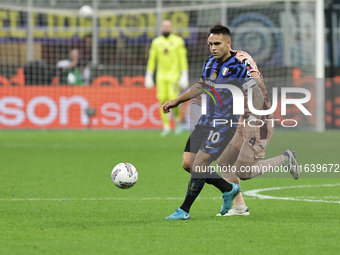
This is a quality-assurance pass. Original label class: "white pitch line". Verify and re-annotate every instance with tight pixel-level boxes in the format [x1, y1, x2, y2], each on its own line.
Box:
[0, 197, 246, 202]
[243, 183, 340, 204]
[3, 183, 339, 203]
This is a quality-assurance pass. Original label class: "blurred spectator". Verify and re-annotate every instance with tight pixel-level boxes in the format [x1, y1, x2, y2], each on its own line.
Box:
[56, 34, 92, 85]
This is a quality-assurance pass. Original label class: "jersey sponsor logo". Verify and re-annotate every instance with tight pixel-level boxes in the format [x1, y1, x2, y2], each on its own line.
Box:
[205, 79, 216, 87]
[197, 82, 222, 106]
[242, 59, 251, 67]
[222, 67, 229, 76]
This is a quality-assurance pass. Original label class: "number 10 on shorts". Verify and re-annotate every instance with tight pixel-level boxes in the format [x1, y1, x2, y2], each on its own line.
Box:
[208, 130, 220, 143]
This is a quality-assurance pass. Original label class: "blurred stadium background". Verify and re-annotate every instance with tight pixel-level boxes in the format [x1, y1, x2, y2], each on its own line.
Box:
[0, 0, 338, 131]
[1, 2, 340, 254]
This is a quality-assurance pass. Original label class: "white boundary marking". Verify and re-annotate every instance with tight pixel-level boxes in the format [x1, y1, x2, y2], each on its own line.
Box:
[243, 183, 340, 204]
[0, 197, 230, 202]
[1, 183, 340, 203]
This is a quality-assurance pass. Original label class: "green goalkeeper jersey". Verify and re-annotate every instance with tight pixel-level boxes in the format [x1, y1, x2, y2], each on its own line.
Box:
[146, 33, 188, 81]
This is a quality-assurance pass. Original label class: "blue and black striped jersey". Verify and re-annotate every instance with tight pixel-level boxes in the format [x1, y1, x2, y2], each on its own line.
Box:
[198, 52, 256, 127]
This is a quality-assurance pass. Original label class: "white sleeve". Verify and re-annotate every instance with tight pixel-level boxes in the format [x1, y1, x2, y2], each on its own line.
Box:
[56, 59, 71, 68]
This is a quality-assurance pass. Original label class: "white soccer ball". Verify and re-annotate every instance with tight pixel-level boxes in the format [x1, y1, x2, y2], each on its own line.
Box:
[111, 162, 138, 189]
[79, 5, 93, 18]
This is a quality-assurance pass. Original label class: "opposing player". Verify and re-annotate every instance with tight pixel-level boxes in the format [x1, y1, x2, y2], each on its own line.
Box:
[162, 25, 263, 220]
[219, 49, 300, 216]
[145, 20, 189, 136]
[183, 49, 300, 217]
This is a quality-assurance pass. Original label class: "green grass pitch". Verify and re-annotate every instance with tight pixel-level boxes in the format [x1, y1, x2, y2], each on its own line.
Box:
[0, 130, 339, 254]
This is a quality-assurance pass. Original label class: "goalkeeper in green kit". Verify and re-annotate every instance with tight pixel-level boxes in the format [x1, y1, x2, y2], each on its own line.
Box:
[145, 20, 189, 136]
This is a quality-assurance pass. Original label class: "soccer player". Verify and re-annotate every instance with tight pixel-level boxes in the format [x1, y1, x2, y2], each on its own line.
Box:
[184, 50, 300, 217]
[215, 50, 300, 216]
[145, 20, 189, 136]
[162, 25, 262, 220]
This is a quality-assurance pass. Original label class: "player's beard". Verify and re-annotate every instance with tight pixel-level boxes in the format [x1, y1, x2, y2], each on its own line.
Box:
[162, 32, 170, 37]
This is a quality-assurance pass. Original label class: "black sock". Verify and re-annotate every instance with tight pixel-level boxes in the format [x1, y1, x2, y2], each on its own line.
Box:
[180, 172, 206, 213]
[205, 170, 232, 193]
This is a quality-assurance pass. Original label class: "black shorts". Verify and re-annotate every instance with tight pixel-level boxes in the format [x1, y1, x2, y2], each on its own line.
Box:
[184, 124, 235, 160]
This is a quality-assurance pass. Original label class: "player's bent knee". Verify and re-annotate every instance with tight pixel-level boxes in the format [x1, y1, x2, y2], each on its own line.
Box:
[182, 153, 191, 173]
[182, 159, 190, 173]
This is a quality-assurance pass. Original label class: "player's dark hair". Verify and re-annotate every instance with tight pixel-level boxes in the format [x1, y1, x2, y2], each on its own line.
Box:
[208, 25, 231, 38]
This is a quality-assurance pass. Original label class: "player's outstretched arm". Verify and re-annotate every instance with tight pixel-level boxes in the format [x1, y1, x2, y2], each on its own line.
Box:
[162, 78, 204, 114]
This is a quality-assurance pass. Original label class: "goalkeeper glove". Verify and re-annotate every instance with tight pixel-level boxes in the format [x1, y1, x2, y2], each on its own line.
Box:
[144, 71, 154, 89]
[178, 70, 189, 89]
